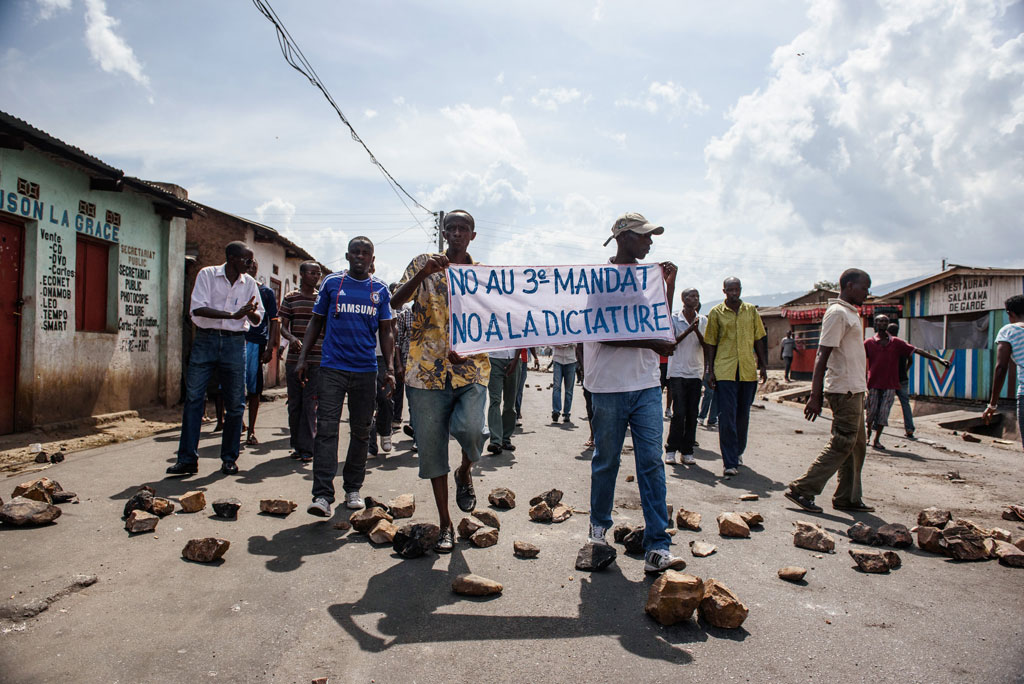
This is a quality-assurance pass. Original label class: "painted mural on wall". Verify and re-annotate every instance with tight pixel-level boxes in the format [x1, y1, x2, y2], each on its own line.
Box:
[908, 349, 991, 400]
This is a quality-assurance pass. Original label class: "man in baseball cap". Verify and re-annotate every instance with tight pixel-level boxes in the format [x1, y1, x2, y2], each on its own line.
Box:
[602, 212, 665, 246]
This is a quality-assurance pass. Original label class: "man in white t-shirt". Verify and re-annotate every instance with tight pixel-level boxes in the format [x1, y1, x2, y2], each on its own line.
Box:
[582, 212, 685, 574]
[664, 288, 708, 466]
[786, 268, 874, 514]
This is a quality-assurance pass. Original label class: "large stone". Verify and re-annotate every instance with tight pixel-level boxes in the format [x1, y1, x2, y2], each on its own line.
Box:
[612, 523, 633, 543]
[551, 503, 573, 523]
[212, 498, 241, 519]
[487, 488, 516, 510]
[882, 550, 902, 569]
[676, 509, 702, 531]
[151, 497, 175, 517]
[363, 497, 392, 515]
[847, 521, 879, 545]
[941, 525, 989, 561]
[179, 491, 207, 513]
[51, 490, 78, 505]
[392, 523, 441, 558]
[778, 566, 807, 582]
[956, 518, 1012, 542]
[1003, 504, 1024, 522]
[739, 511, 764, 527]
[575, 542, 617, 571]
[368, 520, 399, 544]
[622, 527, 646, 555]
[849, 549, 890, 573]
[457, 517, 483, 539]
[529, 489, 563, 508]
[259, 499, 297, 516]
[452, 573, 503, 596]
[699, 579, 749, 629]
[876, 523, 913, 548]
[918, 507, 952, 529]
[471, 527, 499, 548]
[645, 571, 704, 626]
[122, 488, 154, 518]
[350, 506, 392, 532]
[125, 510, 159, 534]
[182, 537, 230, 563]
[717, 512, 750, 538]
[992, 540, 1024, 568]
[690, 541, 716, 557]
[472, 509, 501, 529]
[793, 520, 835, 553]
[388, 494, 415, 519]
[513, 541, 539, 559]
[528, 501, 552, 522]
[916, 526, 948, 555]
[0, 497, 61, 525]
[12, 477, 62, 503]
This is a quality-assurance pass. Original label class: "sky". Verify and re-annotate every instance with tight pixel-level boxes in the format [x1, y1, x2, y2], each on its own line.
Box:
[1, 0, 1022, 298]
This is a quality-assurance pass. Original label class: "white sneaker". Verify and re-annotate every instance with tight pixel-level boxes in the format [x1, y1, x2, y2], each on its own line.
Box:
[381, 433, 393, 453]
[663, 451, 677, 465]
[644, 548, 687, 573]
[588, 522, 609, 545]
[724, 467, 739, 476]
[307, 497, 331, 517]
[345, 491, 364, 510]
[681, 453, 696, 465]
[737, 455, 743, 466]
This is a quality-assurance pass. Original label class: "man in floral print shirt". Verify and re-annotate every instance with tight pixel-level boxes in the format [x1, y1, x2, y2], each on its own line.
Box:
[391, 210, 490, 554]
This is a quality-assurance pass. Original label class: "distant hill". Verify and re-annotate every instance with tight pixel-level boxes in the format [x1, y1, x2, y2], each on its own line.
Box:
[703, 273, 932, 310]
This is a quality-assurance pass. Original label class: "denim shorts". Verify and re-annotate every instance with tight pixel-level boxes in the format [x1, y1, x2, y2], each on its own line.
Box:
[406, 380, 487, 479]
[245, 342, 265, 395]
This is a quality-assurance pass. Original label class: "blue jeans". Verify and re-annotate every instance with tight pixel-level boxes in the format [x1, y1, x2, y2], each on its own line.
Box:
[488, 358, 519, 446]
[177, 330, 246, 465]
[716, 380, 757, 468]
[244, 341, 264, 395]
[1017, 395, 1024, 451]
[552, 362, 577, 415]
[698, 375, 718, 424]
[407, 381, 487, 480]
[895, 381, 915, 434]
[590, 387, 670, 553]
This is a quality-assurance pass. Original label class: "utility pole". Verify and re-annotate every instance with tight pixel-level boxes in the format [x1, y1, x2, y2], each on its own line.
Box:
[436, 210, 445, 252]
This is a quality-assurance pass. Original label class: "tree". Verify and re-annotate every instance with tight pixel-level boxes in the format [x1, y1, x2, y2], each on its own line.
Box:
[813, 279, 839, 291]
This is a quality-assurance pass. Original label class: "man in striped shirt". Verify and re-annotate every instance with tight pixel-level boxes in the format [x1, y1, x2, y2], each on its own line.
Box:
[281, 261, 322, 463]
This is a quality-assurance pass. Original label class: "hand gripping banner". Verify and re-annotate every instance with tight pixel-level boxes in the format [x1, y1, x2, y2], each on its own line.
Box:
[448, 263, 674, 355]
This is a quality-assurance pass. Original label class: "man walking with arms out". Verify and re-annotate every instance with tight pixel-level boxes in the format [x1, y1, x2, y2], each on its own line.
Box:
[280, 261, 322, 463]
[786, 269, 874, 514]
[298, 237, 395, 516]
[584, 212, 685, 573]
[168, 241, 264, 477]
[390, 210, 490, 553]
[704, 277, 768, 476]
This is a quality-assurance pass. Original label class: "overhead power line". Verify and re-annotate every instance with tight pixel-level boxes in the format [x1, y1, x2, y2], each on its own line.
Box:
[251, 0, 435, 240]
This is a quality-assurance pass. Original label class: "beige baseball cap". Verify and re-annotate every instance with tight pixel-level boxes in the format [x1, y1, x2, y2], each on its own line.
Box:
[603, 212, 664, 246]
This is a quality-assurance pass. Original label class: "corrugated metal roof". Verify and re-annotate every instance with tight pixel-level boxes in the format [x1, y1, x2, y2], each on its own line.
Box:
[877, 266, 1024, 299]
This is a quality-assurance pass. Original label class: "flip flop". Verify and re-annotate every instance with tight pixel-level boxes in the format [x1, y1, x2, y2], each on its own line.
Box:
[246, 434, 259, 446]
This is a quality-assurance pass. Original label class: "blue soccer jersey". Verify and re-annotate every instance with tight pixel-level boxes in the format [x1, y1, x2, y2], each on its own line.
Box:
[313, 271, 392, 373]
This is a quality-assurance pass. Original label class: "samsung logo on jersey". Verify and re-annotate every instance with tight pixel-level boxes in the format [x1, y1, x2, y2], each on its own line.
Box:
[336, 303, 378, 316]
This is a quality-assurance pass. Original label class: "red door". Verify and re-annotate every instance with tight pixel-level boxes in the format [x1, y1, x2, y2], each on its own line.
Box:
[0, 219, 24, 434]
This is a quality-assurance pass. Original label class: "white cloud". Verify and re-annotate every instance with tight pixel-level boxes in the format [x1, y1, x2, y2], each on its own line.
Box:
[500, 95, 514, 108]
[438, 104, 527, 164]
[615, 80, 708, 117]
[425, 160, 535, 219]
[597, 129, 627, 149]
[364, 108, 378, 119]
[83, 0, 150, 90]
[530, 87, 584, 112]
[255, 197, 296, 231]
[36, 0, 72, 20]
[592, 0, 604, 21]
[495, 71, 505, 85]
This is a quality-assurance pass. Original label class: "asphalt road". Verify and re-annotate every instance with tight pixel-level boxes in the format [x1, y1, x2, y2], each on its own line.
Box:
[1, 375, 1023, 684]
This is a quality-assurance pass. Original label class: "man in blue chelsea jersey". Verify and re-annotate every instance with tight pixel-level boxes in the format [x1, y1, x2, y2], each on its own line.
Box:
[296, 236, 396, 517]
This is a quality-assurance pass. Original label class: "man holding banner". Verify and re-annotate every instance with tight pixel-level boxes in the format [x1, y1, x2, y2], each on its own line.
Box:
[582, 213, 685, 574]
[391, 210, 490, 554]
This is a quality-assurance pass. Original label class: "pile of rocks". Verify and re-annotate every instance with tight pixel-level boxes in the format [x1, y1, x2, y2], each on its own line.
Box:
[527, 488, 572, 523]
[645, 571, 748, 629]
[1, 477, 78, 526]
[912, 507, 1023, 567]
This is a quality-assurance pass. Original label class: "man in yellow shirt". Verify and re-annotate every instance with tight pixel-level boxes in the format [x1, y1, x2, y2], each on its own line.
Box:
[704, 277, 767, 476]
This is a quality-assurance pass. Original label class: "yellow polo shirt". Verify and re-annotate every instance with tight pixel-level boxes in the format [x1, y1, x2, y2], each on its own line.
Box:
[704, 301, 766, 382]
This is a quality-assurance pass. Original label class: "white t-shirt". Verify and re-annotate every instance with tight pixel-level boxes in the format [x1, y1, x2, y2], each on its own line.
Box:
[667, 311, 707, 379]
[820, 298, 867, 394]
[488, 349, 517, 360]
[583, 342, 660, 394]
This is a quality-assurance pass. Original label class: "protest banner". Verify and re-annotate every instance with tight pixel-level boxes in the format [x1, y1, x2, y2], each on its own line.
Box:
[448, 263, 674, 354]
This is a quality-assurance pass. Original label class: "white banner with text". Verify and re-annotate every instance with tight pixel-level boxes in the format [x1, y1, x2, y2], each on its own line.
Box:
[448, 263, 674, 354]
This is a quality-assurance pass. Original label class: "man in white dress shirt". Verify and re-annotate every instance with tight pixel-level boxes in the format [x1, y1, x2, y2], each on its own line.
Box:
[168, 241, 264, 476]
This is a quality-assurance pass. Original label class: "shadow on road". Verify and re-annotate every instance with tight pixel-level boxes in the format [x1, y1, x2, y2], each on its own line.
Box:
[248, 518, 357, 571]
[328, 546, 750, 663]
